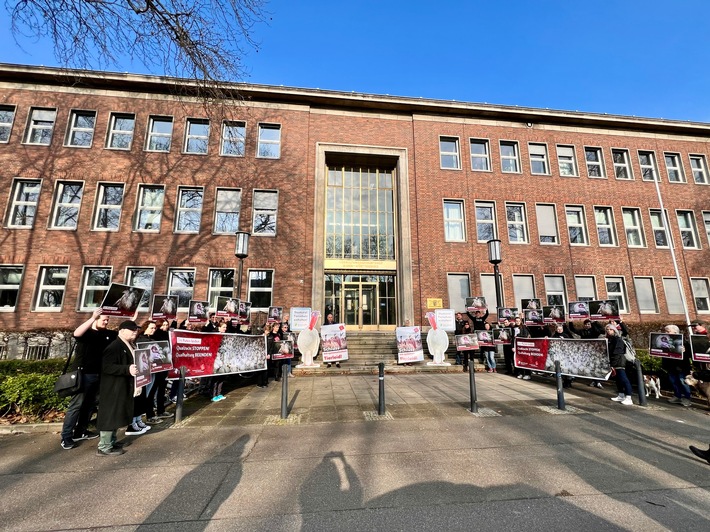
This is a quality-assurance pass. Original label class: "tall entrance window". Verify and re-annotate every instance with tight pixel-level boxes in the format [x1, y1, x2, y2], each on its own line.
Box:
[324, 274, 395, 329]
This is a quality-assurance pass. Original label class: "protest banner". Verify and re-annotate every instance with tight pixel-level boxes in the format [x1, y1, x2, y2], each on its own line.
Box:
[524, 309, 544, 326]
[321, 323, 348, 363]
[589, 300, 620, 321]
[267, 306, 283, 323]
[690, 334, 710, 363]
[134, 347, 152, 388]
[272, 340, 294, 360]
[521, 298, 541, 311]
[543, 305, 565, 323]
[493, 328, 512, 345]
[476, 330, 494, 347]
[649, 332, 684, 359]
[435, 308, 456, 332]
[136, 340, 172, 372]
[514, 337, 611, 379]
[465, 296, 487, 312]
[568, 301, 590, 320]
[396, 326, 424, 363]
[497, 307, 517, 323]
[290, 307, 312, 331]
[151, 295, 177, 320]
[215, 296, 239, 318]
[455, 334, 479, 351]
[188, 300, 210, 322]
[100, 283, 145, 317]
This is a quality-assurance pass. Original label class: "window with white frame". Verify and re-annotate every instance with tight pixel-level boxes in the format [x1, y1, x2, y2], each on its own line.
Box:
[474, 201, 496, 242]
[7, 179, 42, 228]
[134, 185, 165, 231]
[664, 153, 685, 183]
[633, 277, 659, 313]
[691, 278, 710, 312]
[535, 203, 559, 244]
[184, 118, 209, 154]
[605, 276, 629, 313]
[93, 183, 125, 231]
[703, 211, 710, 247]
[0, 265, 23, 311]
[106, 113, 135, 150]
[0, 104, 15, 142]
[479, 274, 501, 311]
[214, 188, 242, 234]
[557, 145, 578, 176]
[622, 207, 646, 247]
[167, 268, 195, 310]
[49, 181, 84, 229]
[24, 108, 56, 145]
[34, 266, 69, 311]
[565, 205, 588, 245]
[594, 206, 617, 246]
[126, 267, 154, 310]
[677, 210, 700, 249]
[612, 149, 632, 179]
[544, 275, 567, 306]
[638, 150, 658, 181]
[470, 139, 490, 171]
[528, 143, 549, 175]
[444, 200, 466, 242]
[584, 147, 605, 178]
[506, 203, 528, 243]
[440, 137, 461, 169]
[257, 123, 281, 158]
[221, 120, 246, 156]
[175, 187, 204, 233]
[247, 269, 273, 309]
[662, 277, 685, 314]
[79, 267, 112, 311]
[574, 275, 597, 301]
[513, 274, 535, 308]
[689, 154, 709, 184]
[146, 116, 173, 152]
[65, 110, 96, 147]
[252, 190, 278, 235]
[500, 141, 520, 173]
[207, 269, 235, 308]
[649, 209, 669, 248]
[447, 273, 471, 312]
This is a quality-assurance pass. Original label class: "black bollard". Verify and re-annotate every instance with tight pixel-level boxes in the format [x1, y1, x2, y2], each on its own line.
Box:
[280, 362, 289, 419]
[555, 360, 565, 411]
[174, 366, 186, 423]
[469, 363, 478, 413]
[378, 362, 386, 415]
[635, 359, 647, 406]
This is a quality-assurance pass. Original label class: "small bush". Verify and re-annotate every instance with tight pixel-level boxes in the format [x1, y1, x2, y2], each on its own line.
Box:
[0, 373, 70, 418]
[635, 349, 663, 373]
[0, 358, 67, 377]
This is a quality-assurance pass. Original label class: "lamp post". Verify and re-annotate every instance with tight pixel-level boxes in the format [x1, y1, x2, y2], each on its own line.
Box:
[234, 231, 250, 299]
[487, 239, 503, 311]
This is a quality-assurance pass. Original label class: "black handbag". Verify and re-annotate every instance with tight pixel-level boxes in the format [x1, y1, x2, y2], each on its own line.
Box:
[54, 341, 82, 398]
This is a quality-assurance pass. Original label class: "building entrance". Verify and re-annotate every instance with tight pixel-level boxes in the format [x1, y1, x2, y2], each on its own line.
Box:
[343, 282, 377, 328]
[324, 273, 396, 331]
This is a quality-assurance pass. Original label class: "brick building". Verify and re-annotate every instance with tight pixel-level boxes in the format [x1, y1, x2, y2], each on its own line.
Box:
[1, 64, 709, 333]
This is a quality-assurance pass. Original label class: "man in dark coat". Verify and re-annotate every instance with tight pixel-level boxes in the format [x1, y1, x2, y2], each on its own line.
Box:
[97, 320, 140, 456]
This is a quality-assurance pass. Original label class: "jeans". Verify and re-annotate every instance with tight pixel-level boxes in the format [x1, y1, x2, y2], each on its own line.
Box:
[615, 368, 633, 396]
[98, 430, 117, 452]
[667, 371, 691, 399]
[485, 350, 496, 370]
[61, 373, 100, 440]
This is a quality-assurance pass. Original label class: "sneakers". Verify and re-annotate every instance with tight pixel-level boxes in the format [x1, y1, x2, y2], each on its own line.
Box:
[621, 397, 633, 405]
[327, 363, 332, 368]
[96, 447, 125, 456]
[517, 374, 523, 379]
[73, 431, 99, 441]
[125, 423, 147, 436]
[147, 417, 164, 424]
[522, 375, 531, 380]
[211, 395, 225, 402]
[594, 382, 604, 389]
[611, 394, 626, 402]
[680, 398, 692, 407]
[668, 396, 682, 404]
[336, 362, 341, 368]
[60, 438, 76, 450]
[136, 420, 151, 431]
[157, 412, 173, 419]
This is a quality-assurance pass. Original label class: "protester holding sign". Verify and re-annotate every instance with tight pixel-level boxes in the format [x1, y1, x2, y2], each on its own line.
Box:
[513, 316, 532, 380]
[606, 322, 633, 405]
[658, 324, 692, 407]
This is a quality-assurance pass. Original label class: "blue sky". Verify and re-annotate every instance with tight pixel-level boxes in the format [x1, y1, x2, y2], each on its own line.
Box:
[3, 0, 710, 122]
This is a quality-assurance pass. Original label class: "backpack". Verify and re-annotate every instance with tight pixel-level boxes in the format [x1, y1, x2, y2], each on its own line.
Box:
[622, 337, 636, 363]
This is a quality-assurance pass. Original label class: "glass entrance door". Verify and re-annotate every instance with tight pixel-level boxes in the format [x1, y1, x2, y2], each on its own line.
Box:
[343, 282, 377, 329]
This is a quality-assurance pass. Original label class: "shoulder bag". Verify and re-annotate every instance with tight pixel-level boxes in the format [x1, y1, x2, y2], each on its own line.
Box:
[53, 340, 82, 398]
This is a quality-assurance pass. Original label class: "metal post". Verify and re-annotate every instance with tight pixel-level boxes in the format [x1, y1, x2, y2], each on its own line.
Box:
[469, 363, 478, 413]
[280, 362, 289, 419]
[174, 366, 186, 423]
[493, 263, 504, 310]
[635, 359, 648, 406]
[555, 360, 566, 411]
[378, 362, 386, 415]
[236, 258, 244, 299]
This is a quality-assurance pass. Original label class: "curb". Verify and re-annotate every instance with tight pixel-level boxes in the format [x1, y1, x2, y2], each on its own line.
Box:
[0, 422, 62, 435]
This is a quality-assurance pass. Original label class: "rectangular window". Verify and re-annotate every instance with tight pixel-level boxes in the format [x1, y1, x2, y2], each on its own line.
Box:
[574, 275, 597, 301]
[175, 187, 204, 233]
[512, 274, 536, 308]
[585, 147, 605, 178]
[248, 269, 274, 309]
[0, 265, 24, 311]
[79, 267, 112, 311]
[447, 273, 471, 312]
[444, 200, 466, 242]
[528, 143, 549, 175]
[0, 104, 17, 143]
[470, 139, 490, 171]
[34, 266, 69, 311]
[649, 209, 669, 248]
[214, 188, 242, 234]
[24, 107, 56, 145]
[208, 269, 235, 308]
[7, 179, 42, 228]
[106, 113, 135, 150]
[65, 110, 96, 147]
[474, 201, 496, 242]
[252, 190, 278, 235]
[677, 210, 700, 249]
[544, 275, 567, 307]
[612, 149, 632, 180]
[184, 118, 210, 154]
[622, 207, 646, 247]
[605, 276, 629, 313]
[93, 183, 125, 231]
[662, 277, 685, 314]
[167, 268, 195, 310]
[594, 206, 617, 246]
[691, 278, 710, 312]
[638, 150, 658, 181]
[565, 205, 588, 245]
[257, 123, 281, 158]
[689, 154, 709, 184]
[506, 202, 528, 243]
[49, 181, 84, 230]
[535, 203, 559, 244]
[633, 277, 659, 313]
[439, 136, 461, 169]
[557, 145, 578, 176]
[134, 185, 165, 231]
[221, 120, 246, 156]
[146, 116, 173, 152]
[126, 267, 154, 310]
[500, 141, 520, 173]
[664, 153, 685, 183]
[703, 211, 710, 247]
[479, 274, 500, 312]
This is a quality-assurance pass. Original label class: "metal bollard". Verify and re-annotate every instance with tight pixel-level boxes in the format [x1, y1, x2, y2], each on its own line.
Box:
[174, 366, 186, 423]
[634, 359, 647, 406]
[555, 360, 565, 411]
[378, 362, 386, 415]
[280, 362, 289, 419]
[469, 363, 478, 413]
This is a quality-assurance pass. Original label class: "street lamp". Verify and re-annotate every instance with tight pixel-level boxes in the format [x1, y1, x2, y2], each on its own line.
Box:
[234, 231, 250, 299]
[486, 239, 504, 311]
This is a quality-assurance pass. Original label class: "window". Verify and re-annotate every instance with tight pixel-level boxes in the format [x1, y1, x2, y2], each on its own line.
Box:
[175, 187, 204, 233]
[208, 269, 235, 308]
[512, 274, 536, 308]
[691, 278, 710, 312]
[500, 141, 520, 173]
[257, 123, 281, 158]
[0, 105, 16, 142]
[528, 143, 549, 175]
[24, 108, 56, 145]
[93, 183, 125, 231]
[664, 153, 685, 183]
[594, 206, 617, 246]
[638, 150, 658, 181]
[184, 118, 209, 154]
[134, 185, 165, 231]
[6, 179, 42, 228]
[649, 209, 669, 248]
[439, 137, 460, 169]
[252, 190, 278, 235]
[585, 147, 605, 178]
[689, 154, 709, 184]
[247, 269, 274, 309]
[146, 116, 173, 152]
[167, 268, 195, 310]
[557, 145, 578, 176]
[0, 266, 23, 311]
[622, 208, 646, 247]
[221, 120, 245, 156]
[49, 181, 84, 229]
[605, 276, 629, 313]
[79, 267, 112, 311]
[565, 205, 588, 245]
[126, 267, 154, 310]
[443, 200, 465, 242]
[612, 149, 632, 180]
[634, 277, 659, 313]
[474, 201, 496, 242]
[470, 139, 490, 171]
[106, 113, 135, 150]
[662, 277, 685, 314]
[479, 274, 501, 311]
[535, 204, 559, 244]
[574, 276, 597, 301]
[703, 211, 710, 247]
[34, 266, 69, 311]
[544, 275, 567, 307]
[506, 203, 528, 243]
[447, 274, 470, 312]
[65, 110, 96, 147]
[214, 188, 242, 234]
[677, 210, 700, 249]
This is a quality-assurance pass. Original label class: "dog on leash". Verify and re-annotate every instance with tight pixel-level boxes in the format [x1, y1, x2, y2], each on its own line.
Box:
[685, 374, 710, 410]
[643, 374, 661, 399]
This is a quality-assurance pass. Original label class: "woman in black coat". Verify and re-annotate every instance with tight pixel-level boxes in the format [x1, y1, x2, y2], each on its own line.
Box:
[606, 322, 633, 405]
